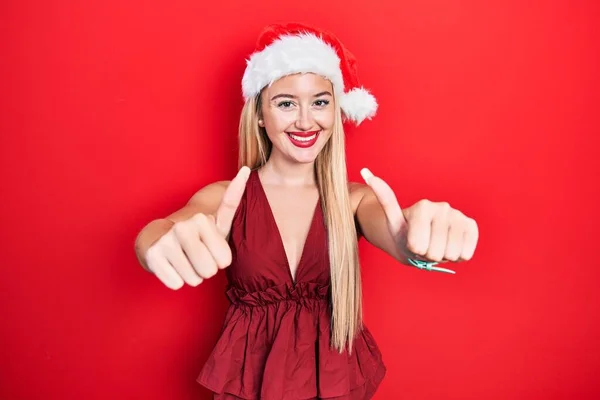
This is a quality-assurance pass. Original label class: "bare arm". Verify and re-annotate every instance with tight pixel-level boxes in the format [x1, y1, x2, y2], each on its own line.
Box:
[350, 182, 410, 265]
[134, 180, 231, 271]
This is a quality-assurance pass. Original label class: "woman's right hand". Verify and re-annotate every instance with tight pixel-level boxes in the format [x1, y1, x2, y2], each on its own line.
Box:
[144, 167, 251, 290]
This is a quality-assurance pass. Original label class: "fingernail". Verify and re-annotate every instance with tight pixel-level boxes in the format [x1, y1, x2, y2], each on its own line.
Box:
[360, 168, 373, 184]
[240, 166, 250, 178]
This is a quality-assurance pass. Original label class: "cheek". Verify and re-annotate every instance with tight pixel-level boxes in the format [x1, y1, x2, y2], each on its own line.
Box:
[263, 115, 290, 143]
[264, 112, 294, 131]
[314, 112, 335, 131]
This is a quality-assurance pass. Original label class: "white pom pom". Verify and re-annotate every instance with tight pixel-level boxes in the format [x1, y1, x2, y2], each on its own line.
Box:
[339, 87, 378, 125]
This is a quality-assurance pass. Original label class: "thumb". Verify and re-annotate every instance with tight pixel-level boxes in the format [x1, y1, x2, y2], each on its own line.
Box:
[360, 168, 406, 235]
[215, 166, 251, 237]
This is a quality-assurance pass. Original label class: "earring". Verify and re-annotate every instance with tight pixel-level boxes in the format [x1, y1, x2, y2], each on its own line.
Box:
[258, 119, 264, 127]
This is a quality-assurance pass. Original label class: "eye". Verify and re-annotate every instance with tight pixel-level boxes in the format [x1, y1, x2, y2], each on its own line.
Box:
[314, 99, 330, 107]
[277, 101, 295, 109]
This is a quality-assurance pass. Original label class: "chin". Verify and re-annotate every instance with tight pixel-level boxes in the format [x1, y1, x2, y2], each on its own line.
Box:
[292, 143, 327, 163]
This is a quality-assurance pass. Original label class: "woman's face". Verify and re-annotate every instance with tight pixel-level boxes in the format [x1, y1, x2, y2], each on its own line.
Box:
[259, 73, 335, 164]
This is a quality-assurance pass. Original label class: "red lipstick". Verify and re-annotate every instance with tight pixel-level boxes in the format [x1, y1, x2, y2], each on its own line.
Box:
[286, 130, 320, 148]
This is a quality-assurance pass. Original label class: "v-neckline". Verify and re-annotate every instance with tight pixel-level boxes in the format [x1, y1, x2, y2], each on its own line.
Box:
[254, 170, 320, 284]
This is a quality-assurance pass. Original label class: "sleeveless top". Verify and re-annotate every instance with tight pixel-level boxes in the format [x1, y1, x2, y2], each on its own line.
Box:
[196, 169, 386, 399]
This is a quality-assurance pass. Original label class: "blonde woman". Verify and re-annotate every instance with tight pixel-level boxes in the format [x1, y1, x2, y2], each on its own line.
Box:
[134, 23, 479, 400]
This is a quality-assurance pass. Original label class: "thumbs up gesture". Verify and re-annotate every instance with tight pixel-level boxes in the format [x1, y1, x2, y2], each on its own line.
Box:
[360, 168, 478, 273]
[145, 167, 251, 289]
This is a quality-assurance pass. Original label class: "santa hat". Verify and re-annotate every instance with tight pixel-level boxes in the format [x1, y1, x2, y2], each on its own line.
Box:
[241, 23, 378, 125]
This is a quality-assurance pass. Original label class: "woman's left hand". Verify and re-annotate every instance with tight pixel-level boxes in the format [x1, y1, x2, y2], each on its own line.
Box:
[361, 168, 479, 269]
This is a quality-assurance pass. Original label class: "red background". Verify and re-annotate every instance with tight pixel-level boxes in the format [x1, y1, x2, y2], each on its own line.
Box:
[1, 0, 599, 399]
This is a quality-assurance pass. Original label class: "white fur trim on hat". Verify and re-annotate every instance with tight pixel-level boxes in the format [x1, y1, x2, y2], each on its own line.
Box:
[340, 87, 378, 125]
[242, 33, 344, 100]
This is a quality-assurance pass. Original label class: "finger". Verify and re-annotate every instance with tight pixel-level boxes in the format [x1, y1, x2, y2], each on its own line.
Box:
[426, 212, 449, 262]
[406, 253, 451, 264]
[215, 166, 251, 237]
[405, 204, 434, 257]
[196, 214, 233, 268]
[444, 220, 464, 262]
[164, 245, 203, 287]
[178, 232, 219, 279]
[173, 219, 220, 278]
[460, 218, 479, 261]
[360, 168, 406, 234]
[148, 257, 185, 290]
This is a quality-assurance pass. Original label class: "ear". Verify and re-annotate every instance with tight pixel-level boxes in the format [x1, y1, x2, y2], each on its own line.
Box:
[256, 92, 265, 127]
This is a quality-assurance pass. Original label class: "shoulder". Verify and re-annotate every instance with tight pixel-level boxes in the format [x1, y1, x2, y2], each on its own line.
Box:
[348, 181, 374, 214]
[188, 180, 231, 206]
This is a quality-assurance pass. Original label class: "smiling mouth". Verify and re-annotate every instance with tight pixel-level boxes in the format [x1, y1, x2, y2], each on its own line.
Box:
[287, 131, 318, 141]
[286, 130, 321, 147]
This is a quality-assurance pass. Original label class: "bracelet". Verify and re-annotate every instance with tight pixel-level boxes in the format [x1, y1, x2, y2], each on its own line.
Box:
[407, 258, 456, 274]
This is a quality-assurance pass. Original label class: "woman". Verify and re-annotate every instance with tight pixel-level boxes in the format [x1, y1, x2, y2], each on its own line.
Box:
[134, 23, 478, 399]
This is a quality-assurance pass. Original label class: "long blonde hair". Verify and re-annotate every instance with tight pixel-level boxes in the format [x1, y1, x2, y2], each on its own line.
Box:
[237, 89, 363, 353]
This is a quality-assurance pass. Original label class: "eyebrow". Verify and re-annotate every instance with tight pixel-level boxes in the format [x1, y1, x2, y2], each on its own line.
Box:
[270, 91, 333, 101]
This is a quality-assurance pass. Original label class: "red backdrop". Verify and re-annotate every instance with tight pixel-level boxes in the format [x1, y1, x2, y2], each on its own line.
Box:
[1, 0, 599, 399]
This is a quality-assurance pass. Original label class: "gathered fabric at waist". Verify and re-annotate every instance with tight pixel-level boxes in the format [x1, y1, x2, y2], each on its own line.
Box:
[199, 280, 386, 399]
[226, 282, 330, 307]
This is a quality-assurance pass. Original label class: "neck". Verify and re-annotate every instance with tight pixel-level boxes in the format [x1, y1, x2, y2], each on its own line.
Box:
[259, 151, 316, 187]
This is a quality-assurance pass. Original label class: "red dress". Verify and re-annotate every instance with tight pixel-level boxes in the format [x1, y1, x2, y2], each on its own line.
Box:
[197, 169, 386, 399]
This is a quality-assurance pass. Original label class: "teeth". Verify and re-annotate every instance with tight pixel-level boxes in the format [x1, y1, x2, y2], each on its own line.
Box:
[289, 132, 318, 142]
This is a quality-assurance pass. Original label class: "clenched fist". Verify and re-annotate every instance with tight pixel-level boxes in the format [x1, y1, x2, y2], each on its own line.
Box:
[361, 168, 478, 270]
[144, 167, 250, 290]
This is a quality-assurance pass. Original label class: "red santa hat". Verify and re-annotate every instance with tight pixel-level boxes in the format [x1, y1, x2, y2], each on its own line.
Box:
[242, 23, 378, 125]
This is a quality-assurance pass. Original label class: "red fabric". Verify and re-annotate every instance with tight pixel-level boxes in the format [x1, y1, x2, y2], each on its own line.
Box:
[197, 169, 386, 399]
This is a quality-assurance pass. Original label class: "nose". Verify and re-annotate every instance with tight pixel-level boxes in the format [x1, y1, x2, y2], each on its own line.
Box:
[295, 105, 314, 131]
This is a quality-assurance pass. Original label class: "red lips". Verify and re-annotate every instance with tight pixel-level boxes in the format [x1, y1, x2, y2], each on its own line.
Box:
[286, 130, 320, 137]
[286, 130, 320, 148]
